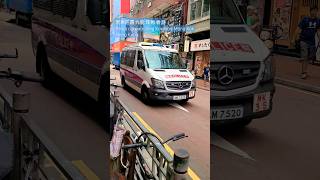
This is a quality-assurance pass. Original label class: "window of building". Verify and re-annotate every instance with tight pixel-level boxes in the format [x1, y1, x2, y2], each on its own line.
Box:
[190, 0, 210, 21]
[202, 0, 210, 17]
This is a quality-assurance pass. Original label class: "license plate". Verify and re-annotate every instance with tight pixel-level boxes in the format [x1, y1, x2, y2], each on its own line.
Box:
[173, 95, 187, 100]
[189, 90, 195, 97]
[211, 107, 244, 120]
[253, 92, 271, 113]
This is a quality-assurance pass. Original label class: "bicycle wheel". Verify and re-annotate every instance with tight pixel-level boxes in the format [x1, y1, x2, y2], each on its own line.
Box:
[120, 131, 136, 180]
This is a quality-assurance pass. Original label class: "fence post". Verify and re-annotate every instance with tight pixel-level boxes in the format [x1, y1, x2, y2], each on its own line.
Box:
[12, 91, 30, 180]
[173, 149, 189, 180]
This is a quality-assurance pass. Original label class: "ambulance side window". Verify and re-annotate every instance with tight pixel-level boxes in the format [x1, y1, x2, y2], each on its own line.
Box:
[137, 51, 144, 63]
[121, 51, 127, 65]
[137, 50, 144, 69]
[127, 50, 136, 68]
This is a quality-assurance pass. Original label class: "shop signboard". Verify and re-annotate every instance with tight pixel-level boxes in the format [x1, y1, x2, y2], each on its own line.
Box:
[184, 39, 190, 52]
[190, 39, 210, 51]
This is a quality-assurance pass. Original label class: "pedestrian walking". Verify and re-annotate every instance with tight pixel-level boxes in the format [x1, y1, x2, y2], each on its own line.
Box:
[294, 6, 320, 79]
[203, 65, 210, 81]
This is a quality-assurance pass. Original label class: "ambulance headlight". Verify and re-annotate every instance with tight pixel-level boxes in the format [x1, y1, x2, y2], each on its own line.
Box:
[151, 78, 165, 89]
[191, 79, 196, 88]
[261, 55, 275, 82]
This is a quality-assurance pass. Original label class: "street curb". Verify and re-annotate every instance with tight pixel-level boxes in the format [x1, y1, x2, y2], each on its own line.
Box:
[275, 77, 320, 94]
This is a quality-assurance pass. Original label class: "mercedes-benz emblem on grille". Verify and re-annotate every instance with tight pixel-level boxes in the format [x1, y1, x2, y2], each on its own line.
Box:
[179, 82, 185, 89]
[217, 66, 234, 85]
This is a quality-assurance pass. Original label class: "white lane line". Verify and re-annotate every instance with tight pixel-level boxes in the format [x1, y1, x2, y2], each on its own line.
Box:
[212, 132, 255, 161]
[168, 103, 190, 113]
[276, 84, 320, 98]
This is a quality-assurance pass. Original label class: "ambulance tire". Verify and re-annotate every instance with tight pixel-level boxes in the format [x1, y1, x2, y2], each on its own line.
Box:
[37, 45, 53, 88]
[121, 76, 127, 89]
[180, 99, 189, 104]
[141, 87, 151, 105]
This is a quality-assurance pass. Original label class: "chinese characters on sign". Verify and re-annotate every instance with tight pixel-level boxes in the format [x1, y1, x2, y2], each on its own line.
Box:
[190, 39, 211, 51]
[111, 17, 195, 38]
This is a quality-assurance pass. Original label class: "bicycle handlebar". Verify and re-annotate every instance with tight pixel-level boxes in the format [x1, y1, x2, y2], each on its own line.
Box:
[0, 70, 43, 83]
[122, 143, 147, 149]
[122, 133, 187, 150]
[163, 133, 188, 144]
[111, 83, 122, 88]
[17, 73, 43, 82]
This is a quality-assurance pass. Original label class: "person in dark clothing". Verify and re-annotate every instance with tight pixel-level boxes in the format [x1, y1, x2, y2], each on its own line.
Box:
[203, 65, 210, 81]
[296, 6, 320, 79]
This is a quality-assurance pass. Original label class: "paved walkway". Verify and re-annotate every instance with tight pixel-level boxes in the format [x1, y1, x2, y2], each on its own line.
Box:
[0, 9, 14, 21]
[275, 54, 320, 93]
[196, 79, 210, 91]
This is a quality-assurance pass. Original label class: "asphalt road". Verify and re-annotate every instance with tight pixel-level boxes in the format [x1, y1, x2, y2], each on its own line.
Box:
[0, 12, 107, 179]
[212, 84, 320, 180]
[111, 68, 210, 179]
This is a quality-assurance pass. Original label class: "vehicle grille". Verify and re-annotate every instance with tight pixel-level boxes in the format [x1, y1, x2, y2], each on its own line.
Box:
[211, 62, 260, 91]
[166, 81, 191, 90]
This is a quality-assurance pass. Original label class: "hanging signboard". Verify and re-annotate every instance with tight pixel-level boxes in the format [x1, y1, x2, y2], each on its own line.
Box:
[190, 39, 210, 51]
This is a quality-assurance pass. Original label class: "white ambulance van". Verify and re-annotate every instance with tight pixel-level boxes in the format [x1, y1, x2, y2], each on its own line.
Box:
[211, 0, 275, 126]
[120, 42, 196, 104]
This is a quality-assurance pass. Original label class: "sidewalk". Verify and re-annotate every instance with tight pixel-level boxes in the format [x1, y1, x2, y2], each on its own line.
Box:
[275, 54, 320, 94]
[196, 79, 210, 91]
[0, 9, 15, 22]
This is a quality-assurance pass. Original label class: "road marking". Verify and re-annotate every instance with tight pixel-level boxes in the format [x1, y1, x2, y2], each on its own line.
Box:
[276, 84, 320, 98]
[168, 103, 190, 113]
[132, 112, 201, 180]
[212, 132, 255, 161]
[72, 160, 100, 180]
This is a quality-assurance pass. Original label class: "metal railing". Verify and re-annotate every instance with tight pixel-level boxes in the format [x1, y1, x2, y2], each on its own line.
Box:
[110, 88, 190, 180]
[0, 86, 86, 180]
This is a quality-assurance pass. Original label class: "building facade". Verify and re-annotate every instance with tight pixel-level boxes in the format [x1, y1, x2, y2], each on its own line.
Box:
[237, 0, 320, 48]
[186, 0, 210, 78]
[129, 0, 209, 78]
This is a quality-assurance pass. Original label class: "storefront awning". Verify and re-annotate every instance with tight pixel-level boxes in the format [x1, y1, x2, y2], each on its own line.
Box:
[111, 41, 136, 53]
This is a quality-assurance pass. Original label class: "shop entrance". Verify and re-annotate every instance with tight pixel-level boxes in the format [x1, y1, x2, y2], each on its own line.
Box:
[194, 51, 210, 79]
